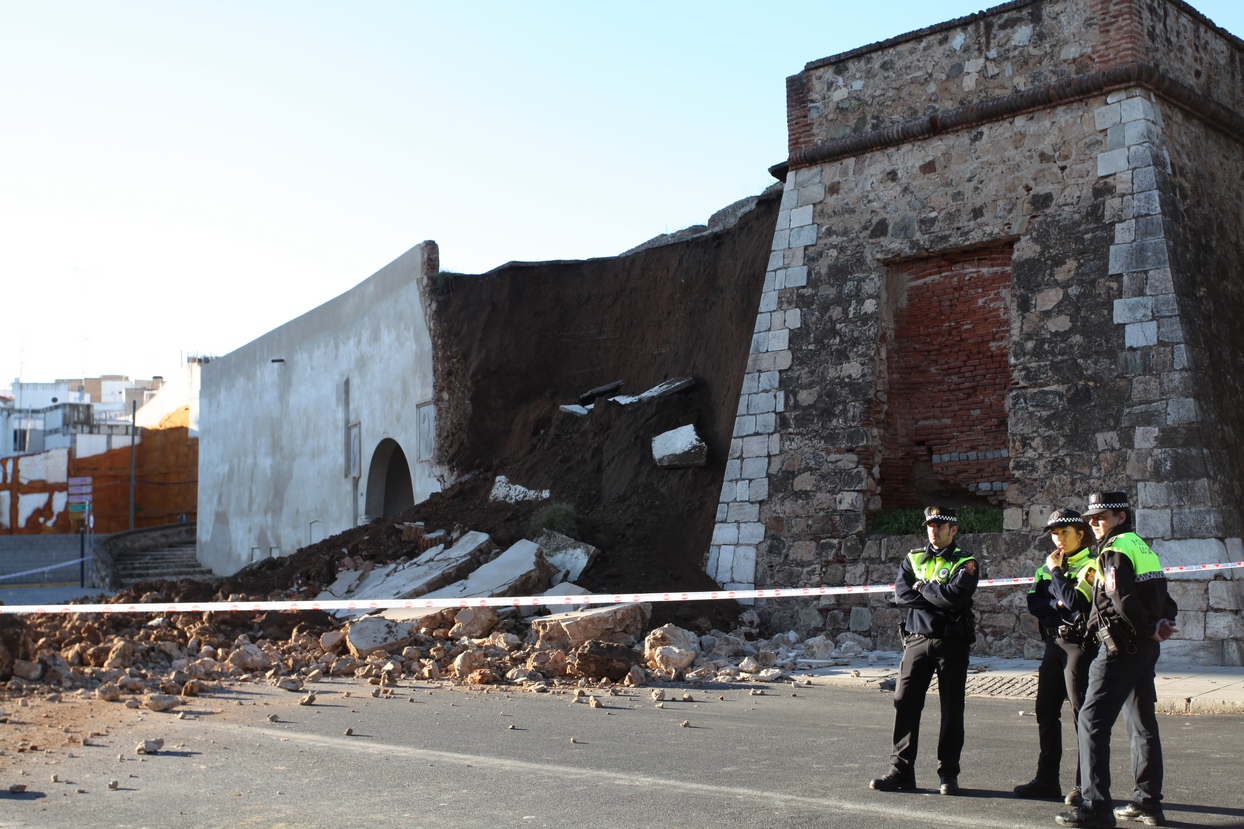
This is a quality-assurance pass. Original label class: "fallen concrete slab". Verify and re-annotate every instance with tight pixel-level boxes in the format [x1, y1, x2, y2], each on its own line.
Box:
[316, 531, 497, 618]
[652, 423, 707, 468]
[380, 539, 556, 623]
[529, 602, 652, 650]
[533, 530, 598, 584]
[609, 376, 694, 405]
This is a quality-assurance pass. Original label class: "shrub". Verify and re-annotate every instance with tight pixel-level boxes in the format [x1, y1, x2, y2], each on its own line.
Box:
[868, 506, 1004, 536]
[528, 503, 578, 538]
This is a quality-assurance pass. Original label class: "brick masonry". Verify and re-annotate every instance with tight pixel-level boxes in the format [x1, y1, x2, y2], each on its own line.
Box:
[709, 0, 1244, 664]
[881, 247, 1014, 506]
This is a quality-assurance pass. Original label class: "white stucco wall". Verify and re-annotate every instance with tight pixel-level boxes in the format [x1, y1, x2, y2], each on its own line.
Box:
[197, 241, 442, 575]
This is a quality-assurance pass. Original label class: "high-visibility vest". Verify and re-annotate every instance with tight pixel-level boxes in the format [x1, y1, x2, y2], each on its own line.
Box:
[907, 547, 975, 583]
[1098, 532, 1164, 582]
[1032, 546, 1098, 603]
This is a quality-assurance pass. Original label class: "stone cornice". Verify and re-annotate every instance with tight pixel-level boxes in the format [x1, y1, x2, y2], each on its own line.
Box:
[769, 62, 1244, 181]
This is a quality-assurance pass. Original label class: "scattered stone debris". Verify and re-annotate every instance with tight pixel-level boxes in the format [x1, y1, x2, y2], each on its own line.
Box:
[9, 784, 27, 794]
[135, 739, 163, 755]
[107, 780, 119, 790]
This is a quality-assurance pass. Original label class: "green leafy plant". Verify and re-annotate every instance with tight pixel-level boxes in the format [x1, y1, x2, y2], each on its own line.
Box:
[868, 506, 1004, 535]
[430, 270, 464, 298]
[528, 503, 578, 537]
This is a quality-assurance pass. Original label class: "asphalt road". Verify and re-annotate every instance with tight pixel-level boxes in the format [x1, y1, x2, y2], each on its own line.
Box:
[2, 678, 1241, 829]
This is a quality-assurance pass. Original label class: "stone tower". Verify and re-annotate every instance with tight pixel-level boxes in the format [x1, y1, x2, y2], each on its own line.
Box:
[709, 0, 1244, 664]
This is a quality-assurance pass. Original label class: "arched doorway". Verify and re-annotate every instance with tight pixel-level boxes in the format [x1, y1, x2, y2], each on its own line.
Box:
[364, 438, 414, 519]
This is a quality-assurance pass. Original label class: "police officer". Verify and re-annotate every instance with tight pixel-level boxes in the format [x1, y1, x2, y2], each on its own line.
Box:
[870, 506, 978, 795]
[1056, 492, 1177, 829]
[1014, 508, 1099, 807]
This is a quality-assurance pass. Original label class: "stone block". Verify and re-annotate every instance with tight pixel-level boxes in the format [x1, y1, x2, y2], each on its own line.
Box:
[1136, 509, 1171, 539]
[1153, 538, 1225, 580]
[789, 224, 818, 248]
[1125, 321, 1158, 348]
[1124, 119, 1159, 146]
[785, 266, 809, 288]
[753, 314, 771, 334]
[771, 229, 790, 251]
[749, 477, 769, 502]
[1209, 580, 1244, 611]
[714, 546, 734, 581]
[789, 205, 814, 228]
[732, 546, 758, 582]
[758, 370, 780, 390]
[345, 617, 414, 659]
[1097, 148, 1129, 177]
[724, 459, 741, 482]
[530, 603, 652, 650]
[1120, 96, 1156, 122]
[1132, 189, 1161, 216]
[711, 523, 739, 546]
[1205, 612, 1244, 640]
[780, 186, 797, 211]
[652, 424, 708, 468]
[738, 522, 765, 544]
[797, 184, 825, 206]
[741, 435, 768, 457]
[767, 250, 784, 271]
[1094, 103, 1121, 131]
[733, 415, 756, 437]
[849, 606, 872, 632]
[1158, 639, 1221, 665]
[1113, 296, 1154, 323]
[755, 413, 776, 433]
[758, 290, 779, 313]
[1109, 241, 1169, 275]
[1003, 508, 1023, 531]
[786, 308, 802, 329]
[1133, 171, 1161, 202]
[727, 501, 760, 523]
[1173, 508, 1223, 538]
[741, 457, 768, 480]
[1157, 316, 1185, 344]
[734, 480, 749, 502]
[1168, 580, 1208, 612]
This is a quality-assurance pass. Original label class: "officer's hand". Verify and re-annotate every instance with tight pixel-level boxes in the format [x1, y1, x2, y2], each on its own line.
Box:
[1152, 618, 1178, 642]
[1046, 551, 1064, 572]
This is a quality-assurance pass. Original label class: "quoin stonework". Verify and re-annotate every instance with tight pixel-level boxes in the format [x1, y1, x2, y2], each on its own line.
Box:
[709, 0, 1244, 664]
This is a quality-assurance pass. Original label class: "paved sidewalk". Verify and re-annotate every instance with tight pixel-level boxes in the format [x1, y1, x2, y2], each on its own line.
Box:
[0, 584, 108, 607]
[798, 654, 1244, 714]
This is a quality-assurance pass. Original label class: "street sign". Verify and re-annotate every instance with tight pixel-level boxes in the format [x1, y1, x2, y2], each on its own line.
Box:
[68, 484, 93, 496]
[68, 503, 88, 514]
[68, 476, 92, 486]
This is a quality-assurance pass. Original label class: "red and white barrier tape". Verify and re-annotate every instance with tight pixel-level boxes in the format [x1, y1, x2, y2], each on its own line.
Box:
[0, 561, 1241, 616]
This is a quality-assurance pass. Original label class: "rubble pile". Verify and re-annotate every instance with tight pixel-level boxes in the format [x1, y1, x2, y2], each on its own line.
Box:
[0, 377, 808, 702]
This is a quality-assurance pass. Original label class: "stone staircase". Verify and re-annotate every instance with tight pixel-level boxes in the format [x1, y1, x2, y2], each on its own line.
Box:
[112, 544, 217, 587]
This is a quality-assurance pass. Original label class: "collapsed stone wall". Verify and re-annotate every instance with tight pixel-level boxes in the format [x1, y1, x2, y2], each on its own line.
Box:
[711, 0, 1244, 664]
[430, 192, 780, 476]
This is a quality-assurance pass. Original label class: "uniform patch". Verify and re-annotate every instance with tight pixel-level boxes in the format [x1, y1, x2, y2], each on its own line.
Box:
[1105, 565, 1117, 593]
[964, 560, 977, 576]
[937, 568, 950, 580]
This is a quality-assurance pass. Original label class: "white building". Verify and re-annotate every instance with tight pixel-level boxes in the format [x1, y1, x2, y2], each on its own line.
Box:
[196, 241, 443, 575]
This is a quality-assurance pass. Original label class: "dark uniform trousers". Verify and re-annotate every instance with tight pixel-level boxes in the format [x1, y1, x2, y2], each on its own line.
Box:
[1077, 638, 1164, 810]
[890, 634, 970, 778]
[1035, 636, 1098, 785]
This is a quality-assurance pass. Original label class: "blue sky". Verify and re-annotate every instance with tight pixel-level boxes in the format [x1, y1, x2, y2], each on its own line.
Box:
[3, 1, 1242, 388]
